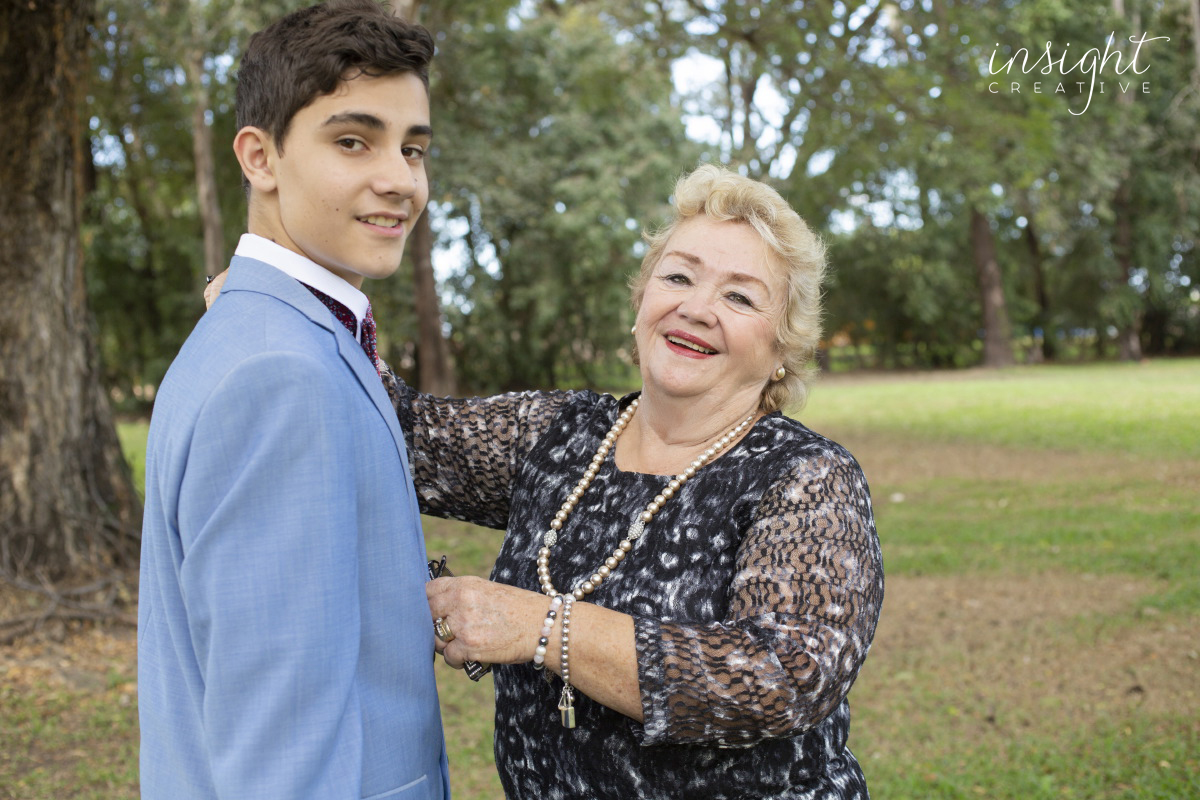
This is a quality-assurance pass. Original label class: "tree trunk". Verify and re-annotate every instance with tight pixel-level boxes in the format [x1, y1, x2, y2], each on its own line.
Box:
[185, 45, 225, 280]
[410, 212, 456, 395]
[968, 207, 1015, 367]
[388, 0, 456, 395]
[1191, 0, 1200, 80]
[1024, 215, 1054, 362]
[1112, 179, 1143, 361]
[1111, 0, 1144, 362]
[0, 0, 142, 577]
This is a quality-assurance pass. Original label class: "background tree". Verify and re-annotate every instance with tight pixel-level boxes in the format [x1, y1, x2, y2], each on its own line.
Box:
[385, 0, 456, 395]
[0, 0, 140, 578]
[78, 0, 1200, 402]
[87, 0, 460, 402]
[428, 5, 700, 392]
[86, 0, 264, 406]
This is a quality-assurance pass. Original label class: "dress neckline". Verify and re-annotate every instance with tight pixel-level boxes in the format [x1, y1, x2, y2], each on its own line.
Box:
[608, 391, 772, 478]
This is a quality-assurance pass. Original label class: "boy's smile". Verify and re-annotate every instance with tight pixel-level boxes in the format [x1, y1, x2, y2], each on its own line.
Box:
[245, 72, 432, 289]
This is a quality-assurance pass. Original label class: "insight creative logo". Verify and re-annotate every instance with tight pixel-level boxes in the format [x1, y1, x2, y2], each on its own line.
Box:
[987, 33, 1170, 115]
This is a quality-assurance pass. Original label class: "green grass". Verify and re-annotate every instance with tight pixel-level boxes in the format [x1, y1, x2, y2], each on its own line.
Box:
[0, 678, 139, 800]
[802, 359, 1200, 460]
[115, 422, 148, 500]
[875, 474, 1199, 587]
[799, 359, 1200, 611]
[19, 359, 1197, 799]
[856, 715, 1200, 799]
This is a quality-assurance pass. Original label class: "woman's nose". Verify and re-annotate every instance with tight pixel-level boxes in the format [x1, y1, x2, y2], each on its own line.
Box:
[676, 287, 718, 326]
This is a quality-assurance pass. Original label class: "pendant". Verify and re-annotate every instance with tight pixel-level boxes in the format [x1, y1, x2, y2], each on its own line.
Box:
[558, 686, 576, 729]
[626, 519, 645, 540]
[543, 529, 558, 547]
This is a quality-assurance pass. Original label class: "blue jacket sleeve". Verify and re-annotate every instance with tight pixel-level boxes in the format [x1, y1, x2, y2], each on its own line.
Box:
[177, 351, 364, 799]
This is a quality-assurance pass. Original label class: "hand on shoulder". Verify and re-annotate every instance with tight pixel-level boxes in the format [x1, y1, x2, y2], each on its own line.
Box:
[204, 270, 229, 310]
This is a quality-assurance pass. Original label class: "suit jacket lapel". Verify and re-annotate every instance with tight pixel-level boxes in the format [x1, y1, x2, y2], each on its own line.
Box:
[220, 257, 410, 466]
[336, 331, 411, 469]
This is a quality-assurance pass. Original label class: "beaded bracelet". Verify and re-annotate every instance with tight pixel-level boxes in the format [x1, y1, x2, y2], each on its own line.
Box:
[532, 594, 563, 670]
[557, 595, 576, 728]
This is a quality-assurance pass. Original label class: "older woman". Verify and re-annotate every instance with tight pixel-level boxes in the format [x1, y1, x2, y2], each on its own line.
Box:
[400, 164, 884, 799]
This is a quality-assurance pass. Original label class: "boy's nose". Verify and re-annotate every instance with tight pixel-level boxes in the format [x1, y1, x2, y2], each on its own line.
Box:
[375, 152, 418, 197]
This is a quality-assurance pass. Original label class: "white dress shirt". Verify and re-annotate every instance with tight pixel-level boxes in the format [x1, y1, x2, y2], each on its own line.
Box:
[235, 233, 369, 340]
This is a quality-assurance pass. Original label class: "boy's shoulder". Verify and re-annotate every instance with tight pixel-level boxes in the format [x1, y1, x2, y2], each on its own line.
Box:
[156, 267, 347, 410]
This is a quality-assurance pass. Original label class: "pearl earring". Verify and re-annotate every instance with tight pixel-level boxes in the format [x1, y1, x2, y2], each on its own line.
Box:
[630, 324, 637, 335]
[774, 366, 786, 381]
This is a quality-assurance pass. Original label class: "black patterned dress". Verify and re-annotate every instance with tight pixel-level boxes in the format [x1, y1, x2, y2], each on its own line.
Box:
[387, 378, 884, 800]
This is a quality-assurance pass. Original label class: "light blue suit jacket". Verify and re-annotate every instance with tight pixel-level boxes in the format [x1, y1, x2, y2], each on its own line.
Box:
[138, 257, 449, 799]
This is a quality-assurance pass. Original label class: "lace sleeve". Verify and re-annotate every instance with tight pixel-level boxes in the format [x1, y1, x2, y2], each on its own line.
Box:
[634, 445, 884, 747]
[383, 372, 571, 529]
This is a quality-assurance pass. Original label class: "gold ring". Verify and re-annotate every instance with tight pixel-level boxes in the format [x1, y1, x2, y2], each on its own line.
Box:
[434, 617, 456, 643]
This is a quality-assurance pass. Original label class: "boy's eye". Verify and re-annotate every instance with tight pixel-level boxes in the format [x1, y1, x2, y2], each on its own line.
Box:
[402, 145, 426, 160]
[336, 138, 365, 151]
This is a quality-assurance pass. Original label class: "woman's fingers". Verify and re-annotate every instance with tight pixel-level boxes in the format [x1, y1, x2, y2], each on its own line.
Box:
[440, 645, 466, 671]
[426, 576, 545, 665]
[203, 270, 229, 309]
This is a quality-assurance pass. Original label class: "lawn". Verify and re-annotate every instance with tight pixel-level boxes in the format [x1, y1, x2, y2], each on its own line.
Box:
[802, 359, 1200, 460]
[2, 359, 1197, 798]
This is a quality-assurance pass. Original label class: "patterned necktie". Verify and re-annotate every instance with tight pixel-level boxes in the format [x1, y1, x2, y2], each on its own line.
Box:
[301, 283, 381, 375]
[360, 304, 380, 374]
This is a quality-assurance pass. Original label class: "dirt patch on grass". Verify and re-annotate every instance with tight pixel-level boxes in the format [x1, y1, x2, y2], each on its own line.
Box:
[1, 624, 137, 695]
[857, 571, 1200, 755]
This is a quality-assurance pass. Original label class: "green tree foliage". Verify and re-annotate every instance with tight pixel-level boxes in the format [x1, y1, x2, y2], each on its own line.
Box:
[991, 0, 1200, 359]
[807, 0, 1198, 366]
[85, 0, 293, 408]
[427, 7, 700, 392]
[81, 0, 1200, 401]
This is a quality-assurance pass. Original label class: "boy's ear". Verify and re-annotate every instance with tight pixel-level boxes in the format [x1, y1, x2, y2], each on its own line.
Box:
[233, 126, 278, 193]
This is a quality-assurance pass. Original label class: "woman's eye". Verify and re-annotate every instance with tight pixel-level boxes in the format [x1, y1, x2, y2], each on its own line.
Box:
[664, 273, 691, 285]
[727, 292, 754, 307]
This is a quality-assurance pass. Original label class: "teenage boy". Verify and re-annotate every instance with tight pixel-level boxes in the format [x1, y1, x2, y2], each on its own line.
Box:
[137, 2, 449, 798]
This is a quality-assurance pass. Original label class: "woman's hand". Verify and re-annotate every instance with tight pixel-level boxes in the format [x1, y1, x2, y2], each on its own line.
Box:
[204, 270, 229, 309]
[426, 576, 547, 670]
[429, 575, 643, 719]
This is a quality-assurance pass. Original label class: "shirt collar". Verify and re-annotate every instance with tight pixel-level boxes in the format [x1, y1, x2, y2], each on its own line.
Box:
[235, 234, 370, 334]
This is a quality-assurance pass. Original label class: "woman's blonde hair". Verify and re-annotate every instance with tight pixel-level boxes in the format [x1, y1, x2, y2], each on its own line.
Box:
[630, 164, 827, 413]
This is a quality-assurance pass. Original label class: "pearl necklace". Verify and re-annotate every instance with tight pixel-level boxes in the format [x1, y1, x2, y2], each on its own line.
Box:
[536, 398, 757, 600]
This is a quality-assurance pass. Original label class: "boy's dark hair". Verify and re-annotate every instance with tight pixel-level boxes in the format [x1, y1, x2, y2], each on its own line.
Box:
[236, 0, 434, 153]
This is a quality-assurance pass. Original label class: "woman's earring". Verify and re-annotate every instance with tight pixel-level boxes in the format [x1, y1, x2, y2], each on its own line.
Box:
[774, 366, 787, 381]
[631, 324, 637, 335]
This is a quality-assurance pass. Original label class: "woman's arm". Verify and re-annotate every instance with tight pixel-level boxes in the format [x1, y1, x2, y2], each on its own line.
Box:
[384, 372, 571, 528]
[634, 445, 884, 747]
[427, 444, 883, 738]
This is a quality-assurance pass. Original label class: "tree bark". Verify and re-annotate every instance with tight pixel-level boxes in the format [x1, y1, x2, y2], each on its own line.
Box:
[410, 211, 456, 395]
[185, 42, 226, 280]
[390, 0, 456, 394]
[1191, 0, 1200, 80]
[1112, 179, 1143, 361]
[1111, 0, 1144, 362]
[1024, 214, 1055, 362]
[0, 0, 142, 577]
[969, 207, 1015, 367]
